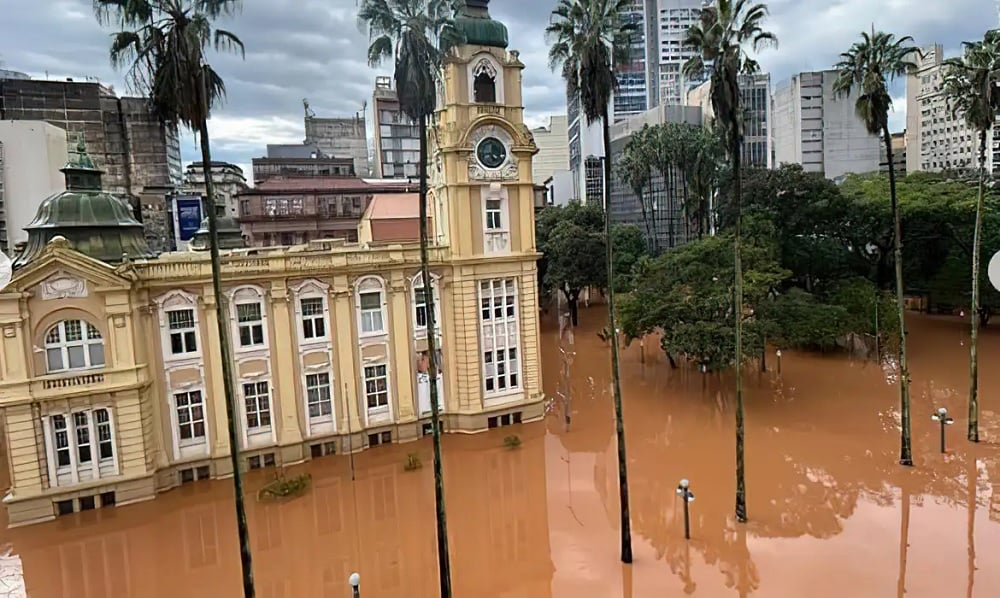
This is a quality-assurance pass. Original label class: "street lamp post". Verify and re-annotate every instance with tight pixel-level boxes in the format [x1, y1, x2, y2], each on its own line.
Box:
[348, 572, 360, 598]
[676, 478, 695, 540]
[775, 349, 782, 375]
[931, 407, 955, 454]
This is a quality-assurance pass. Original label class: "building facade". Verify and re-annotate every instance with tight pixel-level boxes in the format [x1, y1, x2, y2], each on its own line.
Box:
[253, 143, 355, 184]
[686, 73, 773, 168]
[0, 122, 67, 253]
[303, 110, 371, 178]
[182, 161, 248, 218]
[237, 177, 414, 246]
[530, 115, 570, 186]
[567, 90, 606, 204]
[0, 78, 183, 251]
[656, 0, 707, 106]
[614, 0, 652, 120]
[0, 2, 543, 526]
[372, 77, 422, 179]
[772, 69, 881, 179]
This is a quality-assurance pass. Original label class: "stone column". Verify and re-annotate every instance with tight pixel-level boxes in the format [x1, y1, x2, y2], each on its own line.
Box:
[268, 281, 304, 454]
[389, 271, 415, 422]
[201, 288, 232, 461]
[331, 277, 363, 437]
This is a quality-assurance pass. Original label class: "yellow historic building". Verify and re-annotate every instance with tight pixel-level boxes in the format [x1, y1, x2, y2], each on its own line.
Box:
[0, 0, 543, 526]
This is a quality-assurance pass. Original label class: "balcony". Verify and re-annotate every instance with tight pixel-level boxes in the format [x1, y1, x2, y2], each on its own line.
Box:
[0, 365, 151, 404]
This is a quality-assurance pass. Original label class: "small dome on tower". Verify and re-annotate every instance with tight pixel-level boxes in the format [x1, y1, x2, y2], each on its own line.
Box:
[13, 136, 155, 268]
[456, 0, 508, 48]
[190, 216, 247, 251]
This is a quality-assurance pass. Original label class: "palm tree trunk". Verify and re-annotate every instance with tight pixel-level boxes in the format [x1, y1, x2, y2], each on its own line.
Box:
[420, 115, 452, 597]
[968, 128, 986, 443]
[733, 135, 747, 523]
[885, 126, 912, 465]
[603, 104, 632, 564]
[197, 79, 255, 596]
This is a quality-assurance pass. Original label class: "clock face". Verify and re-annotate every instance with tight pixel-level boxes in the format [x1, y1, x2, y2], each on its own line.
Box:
[476, 137, 507, 169]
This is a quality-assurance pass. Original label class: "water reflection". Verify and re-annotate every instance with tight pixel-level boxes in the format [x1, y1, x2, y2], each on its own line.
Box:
[2, 310, 999, 596]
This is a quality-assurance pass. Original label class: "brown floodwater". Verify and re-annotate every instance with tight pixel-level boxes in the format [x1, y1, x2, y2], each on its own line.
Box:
[2, 309, 999, 597]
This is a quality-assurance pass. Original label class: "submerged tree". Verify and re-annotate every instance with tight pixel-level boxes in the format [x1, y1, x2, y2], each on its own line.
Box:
[94, 0, 255, 594]
[547, 0, 636, 563]
[942, 29, 1000, 443]
[834, 29, 921, 464]
[358, 1, 463, 595]
[683, 0, 776, 523]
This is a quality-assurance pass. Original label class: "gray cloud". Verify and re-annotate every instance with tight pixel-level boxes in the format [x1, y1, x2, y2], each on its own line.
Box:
[2, 0, 996, 168]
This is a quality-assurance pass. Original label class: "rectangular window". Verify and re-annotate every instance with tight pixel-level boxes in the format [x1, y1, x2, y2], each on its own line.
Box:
[243, 381, 271, 432]
[237, 303, 265, 347]
[306, 373, 333, 419]
[485, 199, 503, 230]
[300, 298, 326, 340]
[95, 408, 114, 461]
[175, 390, 206, 443]
[480, 279, 520, 394]
[52, 415, 71, 467]
[359, 292, 384, 334]
[414, 286, 430, 329]
[73, 411, 92, 464]
[364, 364, 389, 410]
[168, 309, 198, 355]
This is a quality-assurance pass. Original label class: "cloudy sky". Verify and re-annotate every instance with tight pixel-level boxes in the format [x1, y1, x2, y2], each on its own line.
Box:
[2, 0, 997, 179]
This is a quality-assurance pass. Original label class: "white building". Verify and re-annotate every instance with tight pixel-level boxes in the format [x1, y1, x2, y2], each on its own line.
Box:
[656, 0, 708, 106]
[566, 91, 608, 205]
[772, 70, 881, 179]
[0, 121, 67, 254]
[531, 115, 571, 186]
[182, 161, 248, 218]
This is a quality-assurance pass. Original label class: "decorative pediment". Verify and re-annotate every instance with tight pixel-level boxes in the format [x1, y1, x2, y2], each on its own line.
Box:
[467, 123, 520, 182]
[39, 272, 88, 300]
[8, 241, 134, 295]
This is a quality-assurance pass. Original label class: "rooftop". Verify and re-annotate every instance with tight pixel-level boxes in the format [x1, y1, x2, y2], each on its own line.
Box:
[246, 176, 415, 194]
[366, 193, 420, 220]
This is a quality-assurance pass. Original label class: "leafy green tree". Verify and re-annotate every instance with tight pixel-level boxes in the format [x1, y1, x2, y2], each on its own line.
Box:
[547, 0, 637, 563]
[611, 224, 647, 293]
[942, 29, 1000, 442]
[93, 1, 255, 593]
[834, 29, 921, 466]
[616, 126, 657, 251]
[684, 0, 776, 523]
[359, 1, 463, 594]
[544, 219, 606, 326]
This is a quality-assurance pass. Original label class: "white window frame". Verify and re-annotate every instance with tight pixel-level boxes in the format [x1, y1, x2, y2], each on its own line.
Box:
[363, 363, 390, 414]
[481, 184, 510, 254]
[174, 389, 207, 447]
[167, 308, 198, 356]
[411, 272, 442, 334]
[242, 380, 272, 435]
[305, 371, 334, 422]
[43, 407, 118, 487]
[485, 198, 503, 230]
[355, 276, 387, 337]
[43, 320, 106, 373]
[479, 278, 521, 397]
[229, 286, 269, 352]
[291, 279, 331, 346]
[156, 290, 203, 363]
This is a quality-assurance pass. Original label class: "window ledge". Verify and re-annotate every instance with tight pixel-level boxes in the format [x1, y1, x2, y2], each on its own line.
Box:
[484, 389, 523, 404]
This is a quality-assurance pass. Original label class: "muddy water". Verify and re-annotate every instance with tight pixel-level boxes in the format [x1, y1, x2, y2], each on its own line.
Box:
[2, 310, 999, 597]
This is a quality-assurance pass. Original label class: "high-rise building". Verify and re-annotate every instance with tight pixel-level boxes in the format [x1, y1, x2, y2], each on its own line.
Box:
[656, 0, 707, 106]
[566, 90, 606, 204]
[772, 69, 880, 179]
[303, 103, 371, 177]
[686, 72, 773, 168]
[0, 122, 67, 254]
[181, 162, 248, 218]
[530, 115, 570, 187]
[371, 76, 421, 179]
[905, 44, 982, 174]
[0, 77, 182, 251]
[252, 143, 355, 184]
[614, 1, 652, 120]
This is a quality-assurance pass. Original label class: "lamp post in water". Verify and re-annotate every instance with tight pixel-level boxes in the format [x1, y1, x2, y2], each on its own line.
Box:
[348, 572, 360, 598]
[676, 478, 695, 540]
[931, 407, 954, 453]
[775, 349, 782, 375]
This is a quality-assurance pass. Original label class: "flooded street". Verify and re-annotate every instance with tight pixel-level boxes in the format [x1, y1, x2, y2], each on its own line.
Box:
[3, 309, 1000, 597]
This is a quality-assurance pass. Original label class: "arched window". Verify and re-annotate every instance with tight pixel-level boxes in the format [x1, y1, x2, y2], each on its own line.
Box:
[229, 286, 269, 351]
[411, 272, 441, 332]
[355, 276, 387, 337]
[473, 58, 497, 103]
[45, 320, 105, 373]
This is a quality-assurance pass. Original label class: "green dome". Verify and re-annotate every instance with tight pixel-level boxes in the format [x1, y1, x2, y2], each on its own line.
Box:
[456, 0, 508, 48]
[13, 137, 154, 268]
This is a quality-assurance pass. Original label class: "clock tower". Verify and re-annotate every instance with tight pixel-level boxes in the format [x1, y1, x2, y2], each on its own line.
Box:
[430, 0, 544, 421]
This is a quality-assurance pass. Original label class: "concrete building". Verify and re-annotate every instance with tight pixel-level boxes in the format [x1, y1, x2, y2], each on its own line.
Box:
[686, 72, 772, 168]
[236, 176, 413, 246]
[530, 115, 570, 186]
[657, 0, 707, 106]
[880, 132, 907, 173]
[609, 104, 703, 250]
[567, 90, 607, 204]
[614, 0, 653, 119]
[252, 143, 355, 184]
[0, 0, 543, 526]
[372, 76, 421, 179]
[181, 161, 248, 218]
[772, 69, 881, 179]
[303, 106, 371, 178]
[0, 77, 182, 252]
[906, 44, 981, 173]
[0, 122, 67, 253]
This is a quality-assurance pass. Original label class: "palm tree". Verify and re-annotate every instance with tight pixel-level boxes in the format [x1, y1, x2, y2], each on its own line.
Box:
[616, 126, 655, 252]
[834, 30, 920, 464]
[942, 29, 1000, 443]
[547, 0, 636, 563]
[358, 1, 462, 595]
[683, 0, 776, 523]
[94, 1, 254, 594]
